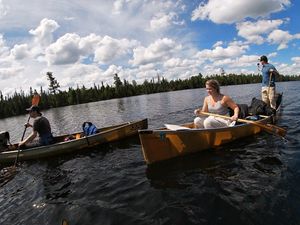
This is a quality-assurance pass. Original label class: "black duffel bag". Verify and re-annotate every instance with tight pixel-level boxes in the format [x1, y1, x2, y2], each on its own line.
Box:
[248, 98, 276, 116]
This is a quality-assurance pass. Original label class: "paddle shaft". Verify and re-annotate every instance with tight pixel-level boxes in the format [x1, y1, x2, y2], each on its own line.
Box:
[200, 111, 286, 137]
[267, 71, 273, 97]
[14, 94, 40, 166]
[20, 116, 31, 141]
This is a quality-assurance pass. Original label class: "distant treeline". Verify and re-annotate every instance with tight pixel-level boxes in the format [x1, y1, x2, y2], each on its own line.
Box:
[0, 73, 299, 119]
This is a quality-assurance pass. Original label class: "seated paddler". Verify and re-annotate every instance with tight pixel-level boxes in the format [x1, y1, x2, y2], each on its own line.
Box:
[193, 79, 239, 129]
[19, 106, 54, 148]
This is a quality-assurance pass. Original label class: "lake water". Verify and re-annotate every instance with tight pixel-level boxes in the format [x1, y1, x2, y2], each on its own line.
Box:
[0, 81, 299, 225]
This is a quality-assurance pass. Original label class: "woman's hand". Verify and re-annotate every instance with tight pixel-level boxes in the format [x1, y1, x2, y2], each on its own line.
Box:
[230, 114, 238, 121]
[194, 109, 201, 116]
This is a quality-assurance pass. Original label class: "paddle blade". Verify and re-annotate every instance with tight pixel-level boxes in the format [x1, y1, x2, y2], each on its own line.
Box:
[265, 123, 287, 137]
[31, 94, 40, 106]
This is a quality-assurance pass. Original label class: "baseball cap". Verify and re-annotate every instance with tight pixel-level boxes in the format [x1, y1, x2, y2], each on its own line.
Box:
[259, 55, 268, 62]
[26, 105, 42, 115]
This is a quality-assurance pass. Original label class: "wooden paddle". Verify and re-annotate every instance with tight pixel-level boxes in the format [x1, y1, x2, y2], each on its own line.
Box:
[20, 93, 40, 141]
[14, 93, 41, 166]
[200, 111, 286, 137]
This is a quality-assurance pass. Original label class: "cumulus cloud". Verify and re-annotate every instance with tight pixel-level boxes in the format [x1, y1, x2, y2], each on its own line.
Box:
[196, 42, 249, 61]
[0, 0, 299, 97]
[191, 0, 291, 24]
[149, 12, 184, 31]
[267, 29, 300, 50]
[278, 58, 300, 75]
[130, 38, 182, 66]
[236, 19, 284, 44]
[103, 64, 123, 78]
[10, 44, 30, 60]
[29, 18, 60, 47]
[45, 32, 139, 66]
[45, 33, 82, 65]
[79, 33, 103, 55]
[163, 58, 196, 69]
[94, 36, 139, 64]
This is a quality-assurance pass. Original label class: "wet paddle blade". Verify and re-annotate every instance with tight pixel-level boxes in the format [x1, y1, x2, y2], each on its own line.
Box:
[264, 123, 287, 137]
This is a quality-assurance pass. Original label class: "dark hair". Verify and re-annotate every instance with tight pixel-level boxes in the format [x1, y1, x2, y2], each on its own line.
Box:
[260, 55, 268, 63]
[205, 79, 220, 93]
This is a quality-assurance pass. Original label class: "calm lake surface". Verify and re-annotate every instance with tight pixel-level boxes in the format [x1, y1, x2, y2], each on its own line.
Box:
[0, 81, 299, 225]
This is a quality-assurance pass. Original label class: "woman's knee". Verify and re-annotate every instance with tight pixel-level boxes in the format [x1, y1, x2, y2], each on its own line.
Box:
[203, 117, 214, 128]
[194, 117, 203, 128]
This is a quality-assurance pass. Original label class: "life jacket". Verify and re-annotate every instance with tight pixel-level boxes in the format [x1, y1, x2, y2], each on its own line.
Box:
[0, 131, 10, 151]
[82, 122, 98, 136]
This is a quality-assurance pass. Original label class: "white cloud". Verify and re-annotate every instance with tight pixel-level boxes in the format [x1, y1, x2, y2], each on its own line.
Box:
[268, 52, 278, 58]
[130, 38, 182, 66]
[79, 33, 103, 55]
[103, 64, 123, 79]
[267, 29, 300, 50]
[45, 33, 82, 65]
[0, 0, 299, 97]
[10, 44, 30, 60]
[213, 41, 223, 48]
[191, 0, 291, 24]
[291, 57, 300, 64]
[278, 59, 300, 75]
[196, 42, 249, 61]
[149, 12, 184, 31]
[236, 19, 284, 44]
[163, 58, 196, 69]
[29, 18, 60, 47]
[94, 36, 139, 64]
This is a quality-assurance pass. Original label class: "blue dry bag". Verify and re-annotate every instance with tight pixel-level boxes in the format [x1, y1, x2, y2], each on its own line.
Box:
[82, 122, 98, 136]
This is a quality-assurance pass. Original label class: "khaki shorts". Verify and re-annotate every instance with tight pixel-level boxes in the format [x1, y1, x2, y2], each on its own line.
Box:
[261, 86, 276, 109]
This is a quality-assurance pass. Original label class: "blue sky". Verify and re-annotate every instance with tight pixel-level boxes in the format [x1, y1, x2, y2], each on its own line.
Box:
[0, 0, 299, 96]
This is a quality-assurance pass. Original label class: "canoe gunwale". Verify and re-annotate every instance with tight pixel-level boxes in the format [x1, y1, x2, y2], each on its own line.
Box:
[139, 116, 270, 134]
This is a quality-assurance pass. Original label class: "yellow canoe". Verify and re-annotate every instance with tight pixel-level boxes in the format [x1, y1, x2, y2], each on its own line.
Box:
[1, 119, 148, 164]
[139, 93, 284, 165]
[138, 115, 281, 165]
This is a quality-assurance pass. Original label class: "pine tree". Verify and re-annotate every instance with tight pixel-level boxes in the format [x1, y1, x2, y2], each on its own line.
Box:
[46, 72, 60, 94]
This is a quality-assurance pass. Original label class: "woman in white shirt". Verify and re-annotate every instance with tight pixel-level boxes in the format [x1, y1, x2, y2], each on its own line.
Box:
[194, 79, 239, 129]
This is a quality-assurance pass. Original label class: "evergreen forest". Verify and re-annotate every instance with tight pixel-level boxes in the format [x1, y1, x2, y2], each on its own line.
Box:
[0, 72, 299, 119]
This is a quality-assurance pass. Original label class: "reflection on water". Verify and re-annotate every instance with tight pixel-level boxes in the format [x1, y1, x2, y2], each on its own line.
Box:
[0, 81, 300, 225]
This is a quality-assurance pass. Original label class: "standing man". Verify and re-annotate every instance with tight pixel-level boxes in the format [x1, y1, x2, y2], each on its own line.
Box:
[19, 106, 54, 148]
[259, 55, 279, 109]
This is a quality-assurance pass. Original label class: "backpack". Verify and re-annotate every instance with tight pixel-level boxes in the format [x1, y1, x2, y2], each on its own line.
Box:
[237, 104, 249, 119]
[0, 131, 10, 151]
[248, 98, 276, 116]
[82, 122, 98, 136]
